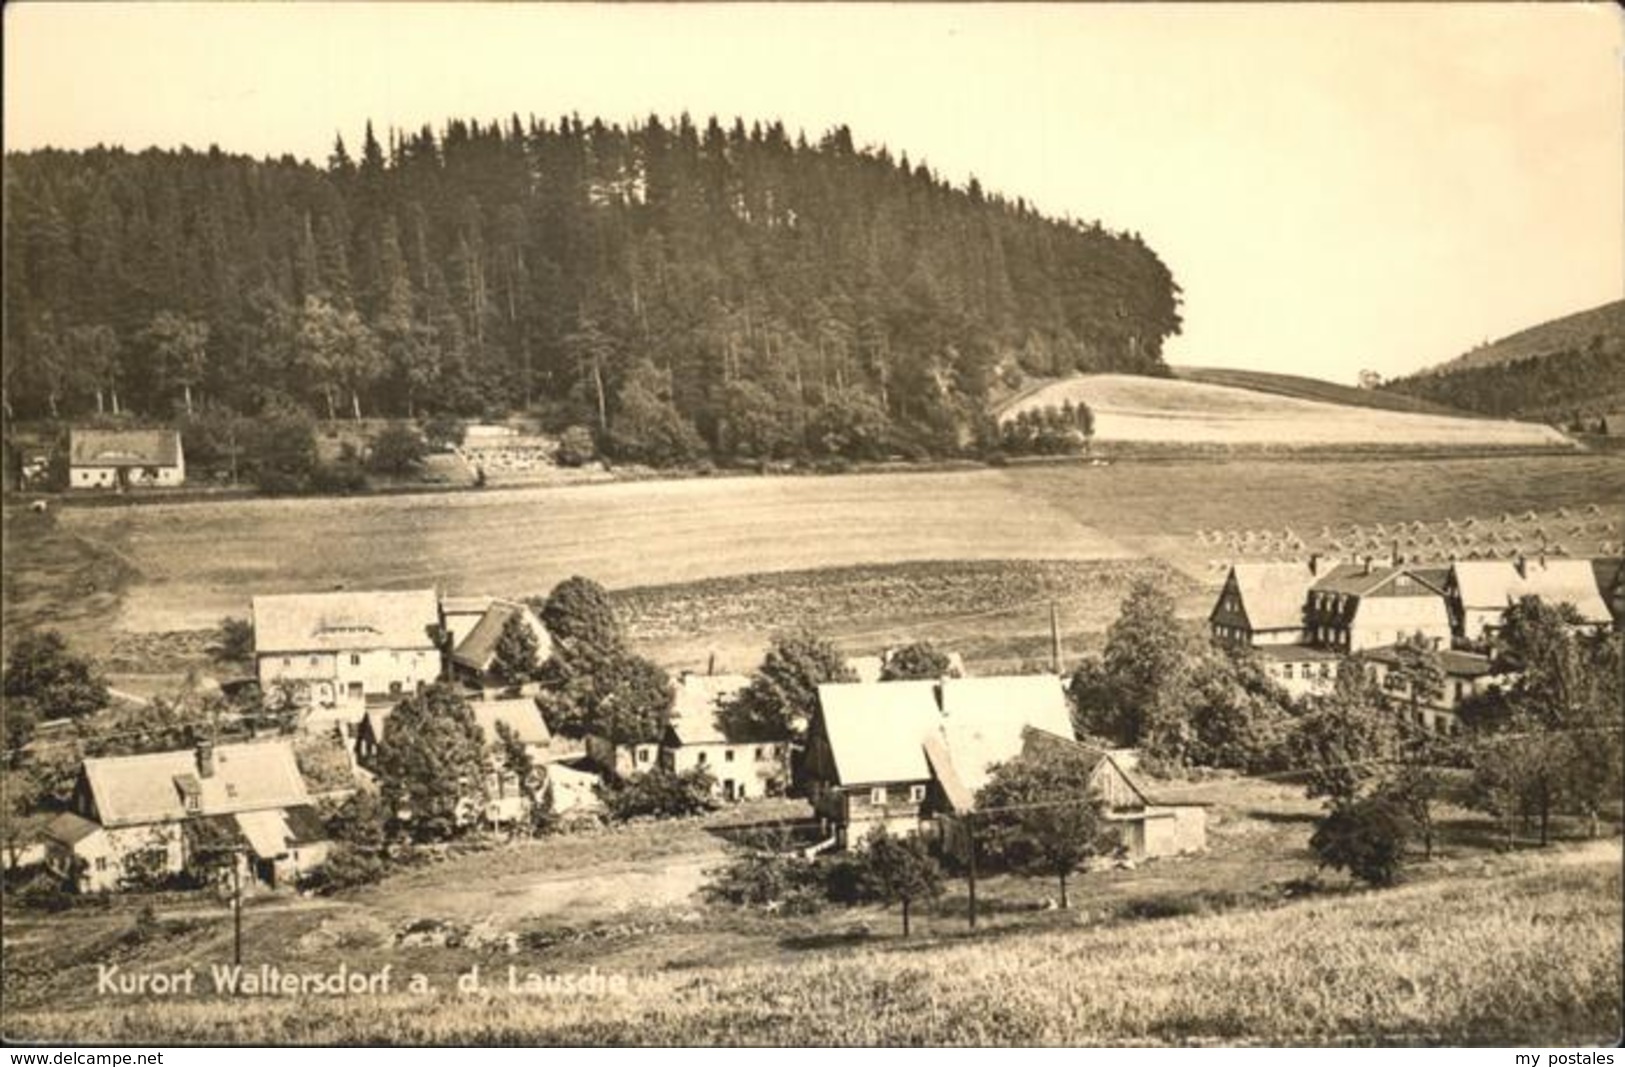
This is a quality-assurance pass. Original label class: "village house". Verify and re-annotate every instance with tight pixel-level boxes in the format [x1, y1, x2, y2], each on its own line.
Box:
[252, 589, 444, 733]
[1015, 729, 1208, 861]
[43, 740, 325, 893]
[1447, 557, 1614, 642]
[447, 597, 554, 693]
[66, 428, 186, 490]
[1209, 559, 1325, 646]
[1251, 644, 1342, 699]
[356, 695, 584, 825]
[658, 672, 787, 801]
[1303, 560, 1452, 653]
[1359, 646, 1507, 734]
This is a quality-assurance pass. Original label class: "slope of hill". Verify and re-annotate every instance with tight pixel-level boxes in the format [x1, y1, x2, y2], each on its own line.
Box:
[1173, 366, 1475, 418]
[1380, 301, 1625, 421]
[997, 374, 1572, 450]
[1420, 299, 1625, 376]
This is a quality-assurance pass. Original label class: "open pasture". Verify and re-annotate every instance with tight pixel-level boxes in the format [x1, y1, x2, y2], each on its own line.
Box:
[11, 453, 1621, 658]
[998, 373, 1574, 449]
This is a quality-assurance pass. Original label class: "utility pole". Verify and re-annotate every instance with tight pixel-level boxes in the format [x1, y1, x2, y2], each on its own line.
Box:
[1049, 602, 1063, 675]
[965, 812, 979, 931]
[231, 847, 243, 968]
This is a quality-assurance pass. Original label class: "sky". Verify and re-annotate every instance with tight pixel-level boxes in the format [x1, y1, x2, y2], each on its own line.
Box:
[5, 2, 1621, 383]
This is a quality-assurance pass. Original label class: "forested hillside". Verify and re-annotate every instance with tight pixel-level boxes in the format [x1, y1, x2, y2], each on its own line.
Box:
[2, 116, 1182, 460]
[1381, 300, 1625, 422]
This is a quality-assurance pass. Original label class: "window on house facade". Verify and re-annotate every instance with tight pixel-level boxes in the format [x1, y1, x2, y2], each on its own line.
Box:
[309, 655, 320, 666]
[282, 657, 291, 667]
[909, 784, 926, 803]
[1282, 664, 1294, 680]
[871, 786, 888, 805]
[697, 751, 707, 765]
[754, 747, 765, 760]
[390, 681, 403, 695]
[724, 749, 735, 762]
[350, 653, 361, 666]
[638, 748, 652, 764]
[95, 857, 108, 872]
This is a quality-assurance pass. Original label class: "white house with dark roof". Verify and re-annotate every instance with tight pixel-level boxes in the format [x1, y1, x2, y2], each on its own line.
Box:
[252, 589, 444, 726]
[44, 740, 325, 892]
[67, 428, 185, 490]
[657, 672, 786, 801]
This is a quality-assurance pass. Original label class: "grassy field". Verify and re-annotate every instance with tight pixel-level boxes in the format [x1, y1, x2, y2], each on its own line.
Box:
[6, 453, 1621, 672]
[4, 774, 1617, 1045]
[996, 373, 1573, 448]
[1172, 366, 1474, 418]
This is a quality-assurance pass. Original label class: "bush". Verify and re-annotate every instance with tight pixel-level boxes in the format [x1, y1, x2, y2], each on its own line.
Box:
[421, 414, 467, 451]
[1310, 792, 1415, 887]
[215, 617, 255, 665]
[596, 766, 719, 821]
[555, 425, 597, 467]
[310, 460, 368, 494]
[368, 423, 429, 476]
[304, 843, 388, 894]
[703, 849, 827, 915]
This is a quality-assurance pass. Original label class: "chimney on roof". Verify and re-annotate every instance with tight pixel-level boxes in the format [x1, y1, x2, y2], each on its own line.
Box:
[1515, 554, 1527, 579]
[196, 740, 215, 779]
[1309, 552, 1323, 576]
[1363, 555, 1373, 576]
[707, 651, 716, 677]
[1393, 540, 1401, 566]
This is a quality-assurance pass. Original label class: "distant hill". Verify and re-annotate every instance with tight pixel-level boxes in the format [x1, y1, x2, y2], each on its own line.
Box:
[1172, 366, 1476, 418]
[1381, 300, 1625, 422]
[996, 373, 1571, 451]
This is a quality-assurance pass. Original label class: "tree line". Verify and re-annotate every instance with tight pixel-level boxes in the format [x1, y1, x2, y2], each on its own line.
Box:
[1380, 341, 1625, 423]
[3, 114, 1182, 464]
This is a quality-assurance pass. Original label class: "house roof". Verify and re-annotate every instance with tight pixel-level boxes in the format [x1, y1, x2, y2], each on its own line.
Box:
[1225, 562, 1320, 631]
[82, 742, 310, 827]
[816, 675, 1076, 794]
[1452, 559, 1611, 623]
[44, 811, 104, 846]
[816, 680, 942, 785]
[450, 599, 552, 672]
[68, 428, 182, 468]
[253, 589, 441, 654]
[469, 696, 551, 748]
[1311, 562, 1406, 598]
[667, 673, 752, 746]
[440, 595, 494, 617]
[1361, 644, 1495, 679]
[937, 676, 1074, 796]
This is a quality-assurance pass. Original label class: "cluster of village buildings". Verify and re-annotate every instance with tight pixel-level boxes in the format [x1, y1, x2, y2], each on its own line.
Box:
[1212, 552, 1624, 730]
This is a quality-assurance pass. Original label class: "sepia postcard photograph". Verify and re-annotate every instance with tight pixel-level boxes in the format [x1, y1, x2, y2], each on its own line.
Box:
[2, 0, 1622, 1050]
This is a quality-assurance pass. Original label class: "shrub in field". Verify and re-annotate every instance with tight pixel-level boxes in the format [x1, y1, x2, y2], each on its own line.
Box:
[555, 425, 597, 467]
[421, 414, 466, 451]
[214, 617, 255, 666]
[858, 826, 944, 936]
[879, 641, 956, 681]
[368, 422, 429, 475]
[309, 458, 369, 494]
[1310, 792, 1414, 887]
[597, 766, 719, 821]
[975, 743, 1114, 908]
[704, 849, 828, 915]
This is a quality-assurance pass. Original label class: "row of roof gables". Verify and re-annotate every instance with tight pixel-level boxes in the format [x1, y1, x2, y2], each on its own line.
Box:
[1220, 556, 1614, 631]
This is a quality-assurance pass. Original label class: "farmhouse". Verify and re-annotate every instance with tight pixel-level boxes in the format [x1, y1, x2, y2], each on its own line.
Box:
[1209, 560, 1324, 646]
[67, 428, 185, 490]
[252, 589, 444, 728]
[805, 675, 1082, 849]
[1447, 557, 1613, 641]
[44, 741, 325, 893]
[1360, 646, 1505, 734]
[356, 695, 559, 827]
[1016, 730, 1208, 861]
[658, 673, 786, 801]
[1303, 561, 1452, 653]
[447, 598, 554, 692]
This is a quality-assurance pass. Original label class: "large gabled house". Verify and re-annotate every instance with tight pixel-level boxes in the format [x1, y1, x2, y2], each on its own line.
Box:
[43, 740, 326, 893]
[1303, 561, 1452, 653]
[67, 428, 185, 490]
[1360, 646, 1508, 734]
[1209, 560, 1324, 646]
[252, 589, 444, 732]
